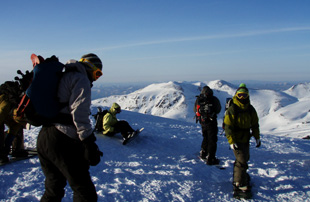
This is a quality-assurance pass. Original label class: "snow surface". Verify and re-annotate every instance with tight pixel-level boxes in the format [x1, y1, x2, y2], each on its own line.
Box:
[1, 80, 310, 201]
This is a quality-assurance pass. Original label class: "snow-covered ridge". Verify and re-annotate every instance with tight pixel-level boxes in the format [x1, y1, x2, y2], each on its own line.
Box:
[1, 81, 310, 201]
[284, 82, 310, 100]
[92, 80, 310, 138]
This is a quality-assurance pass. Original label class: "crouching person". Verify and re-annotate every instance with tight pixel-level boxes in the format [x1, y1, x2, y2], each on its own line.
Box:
[102, 103, 137, 141]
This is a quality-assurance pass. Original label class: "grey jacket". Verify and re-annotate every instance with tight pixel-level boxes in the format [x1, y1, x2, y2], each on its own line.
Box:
[55, 60, 93, 141]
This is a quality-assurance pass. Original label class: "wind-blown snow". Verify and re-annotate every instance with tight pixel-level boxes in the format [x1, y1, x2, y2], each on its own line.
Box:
[1, 80, 310, 201]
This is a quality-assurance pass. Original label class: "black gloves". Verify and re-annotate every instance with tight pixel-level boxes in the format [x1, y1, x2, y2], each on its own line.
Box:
[82, 133, 103, 166]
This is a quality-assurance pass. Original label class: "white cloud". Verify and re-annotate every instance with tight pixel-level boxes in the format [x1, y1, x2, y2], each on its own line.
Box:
[96, 26, 310, 51]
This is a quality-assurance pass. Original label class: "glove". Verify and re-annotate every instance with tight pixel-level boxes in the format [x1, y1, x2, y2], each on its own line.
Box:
[256, 139, 261, 148]
[82, 133, 103, 166]
[230, 143, 238, 150]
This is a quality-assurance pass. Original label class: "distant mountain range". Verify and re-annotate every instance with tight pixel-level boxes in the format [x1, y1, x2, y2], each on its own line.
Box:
[92, 80, 310, 138]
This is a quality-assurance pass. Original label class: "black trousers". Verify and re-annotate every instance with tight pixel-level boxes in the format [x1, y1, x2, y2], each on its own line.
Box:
[0, 124, 24, 157]
[37, 126, 97, 202]
[233, 143, 250, 185]
[105, 120, 134, 138]
[200, 120, 218, 159]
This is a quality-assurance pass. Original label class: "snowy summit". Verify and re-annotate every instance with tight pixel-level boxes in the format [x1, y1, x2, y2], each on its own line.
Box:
[1, 80, 310, 201]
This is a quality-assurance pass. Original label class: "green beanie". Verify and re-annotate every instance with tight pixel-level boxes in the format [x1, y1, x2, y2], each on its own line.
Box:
[239, 83, 246, 88]
[236, 83, 249, 94]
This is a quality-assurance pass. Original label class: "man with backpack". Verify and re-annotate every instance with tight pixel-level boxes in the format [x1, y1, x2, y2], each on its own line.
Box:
[194, 86, 221, 165]
[102, 102, 137, 141]
[36, 53, 103, 202]
[0, 81, 28, 164]
[224, 83, 261, 192]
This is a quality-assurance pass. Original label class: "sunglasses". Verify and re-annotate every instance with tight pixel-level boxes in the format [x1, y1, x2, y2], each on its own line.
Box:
[79, 58, 103, 81]
[236, 92, 249, 99]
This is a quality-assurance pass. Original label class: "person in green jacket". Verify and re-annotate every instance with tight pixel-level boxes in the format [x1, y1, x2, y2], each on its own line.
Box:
[102, 103, 137, 140]
[224, 83, 261, 192]
[0, 81, 28, 164]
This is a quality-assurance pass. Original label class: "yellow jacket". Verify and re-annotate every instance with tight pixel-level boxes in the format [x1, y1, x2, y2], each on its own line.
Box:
[0, 94, 24, 135]
[102, 103, 120, 134]
[224, 96, 260, 144]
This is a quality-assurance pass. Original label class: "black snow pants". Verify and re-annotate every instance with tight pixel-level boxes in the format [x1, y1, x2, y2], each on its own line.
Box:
[233, 143, 250, 186]
[200, 120, 218, 160]
[37, 126, 97, 202]
[105, 120, 134, 139]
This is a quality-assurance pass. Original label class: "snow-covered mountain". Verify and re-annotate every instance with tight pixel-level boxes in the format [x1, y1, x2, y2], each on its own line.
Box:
[92, 80, 310, 138]
[284, 82, 310, 100]
[92, 80, 235, 123]
[1, 80, 310, 201]
[91, 83, 149, 100]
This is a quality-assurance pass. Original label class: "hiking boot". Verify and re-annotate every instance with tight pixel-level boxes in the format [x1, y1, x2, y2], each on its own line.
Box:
[11, 150, 29, 158]
[199, 150, 207, 160]
[233, 182, 251, 192]
[207, 157, 219, 165]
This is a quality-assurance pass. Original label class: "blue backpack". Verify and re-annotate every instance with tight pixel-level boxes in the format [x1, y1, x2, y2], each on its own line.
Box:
[17, 55, 72, 126]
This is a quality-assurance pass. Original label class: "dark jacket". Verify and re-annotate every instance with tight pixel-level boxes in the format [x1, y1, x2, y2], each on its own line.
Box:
[194, 87, 221, 123]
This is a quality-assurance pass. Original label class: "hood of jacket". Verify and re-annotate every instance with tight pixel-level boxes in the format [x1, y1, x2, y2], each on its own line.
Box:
[109, 103, 120, 115]
[65, 60, 92, 85]
[232, 95, 250, 111]
[55, 59, 93, 141]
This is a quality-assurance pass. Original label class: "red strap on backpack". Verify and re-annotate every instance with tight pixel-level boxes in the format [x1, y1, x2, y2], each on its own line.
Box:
[16, 94, 31, 118]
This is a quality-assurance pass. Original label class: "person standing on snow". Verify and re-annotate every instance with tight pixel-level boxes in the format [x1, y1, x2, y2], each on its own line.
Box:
[224, 83, 261, 192]
[102, 102, 137, 141]
[37, 53, 103, 202]
[0, 79, 30, 164]
[194, 86, 222, 165]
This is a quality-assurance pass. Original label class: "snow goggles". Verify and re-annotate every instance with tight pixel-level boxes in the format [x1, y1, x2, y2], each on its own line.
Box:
[79, 58, 103, 81]
[236, 92, 249, 99]
[115, 107, 121, 113]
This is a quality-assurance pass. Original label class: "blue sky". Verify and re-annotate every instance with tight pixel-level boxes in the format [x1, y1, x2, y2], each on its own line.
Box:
[1, 0, 310, 84]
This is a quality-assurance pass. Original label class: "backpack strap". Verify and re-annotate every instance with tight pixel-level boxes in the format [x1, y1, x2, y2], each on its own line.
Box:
[16, 94, 31, 117]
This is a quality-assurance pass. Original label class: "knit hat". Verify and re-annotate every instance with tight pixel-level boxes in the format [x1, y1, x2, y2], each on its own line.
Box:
[80, 53, 102, 70]
[201, 86, 213, 97]
[236, 83, 249, 94]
